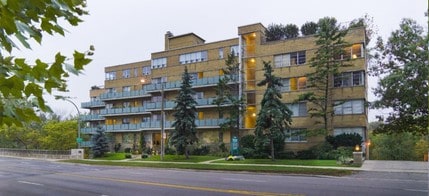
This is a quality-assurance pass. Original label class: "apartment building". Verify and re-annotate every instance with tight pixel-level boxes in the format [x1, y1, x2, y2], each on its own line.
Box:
[80, 23, 367, 152]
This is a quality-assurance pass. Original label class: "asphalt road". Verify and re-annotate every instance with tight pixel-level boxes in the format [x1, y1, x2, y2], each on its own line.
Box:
[0, 157, 427, 196]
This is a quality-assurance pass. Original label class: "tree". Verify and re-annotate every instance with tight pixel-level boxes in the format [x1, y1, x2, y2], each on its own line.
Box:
[370, 18, 428, 135]
[0, 124, 41, 149]
[213, 52, 245, 153]
[0, 0, 94, 127]
[265, 23, 286, 41]
[170, 66, 198, 159]
[284, 24, 299, 39]
[91, 126, 109, 158]
[301, 21, 318, 36]
[254, 61, 292, 161]
[39, 119, 77, 150]
[297, 17, 349, 134]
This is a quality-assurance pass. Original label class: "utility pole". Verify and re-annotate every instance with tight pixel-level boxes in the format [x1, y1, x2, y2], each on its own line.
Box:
[160, 80, 165, 161]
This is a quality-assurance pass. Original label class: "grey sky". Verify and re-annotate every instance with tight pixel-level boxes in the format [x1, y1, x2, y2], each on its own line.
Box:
[15, 0, 427, 121]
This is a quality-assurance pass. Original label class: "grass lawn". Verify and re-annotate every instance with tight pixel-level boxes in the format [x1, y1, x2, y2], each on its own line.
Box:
[63, 159, 354, 176]
[214, 159, 341, 167]
[135, 155, 221, 163]
[94, 152, 127, 160]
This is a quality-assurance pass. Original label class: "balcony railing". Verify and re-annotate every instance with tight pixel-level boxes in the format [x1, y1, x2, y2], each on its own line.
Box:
[144, 76, 226, 93]
[103, 118, 225, 132]
[80, 114, 105, 121]
[81, 127, 99, 134]
[80, 141, 94, 147]
[100, 106, 150, 116]
[100, 90, 151, 101]
[81, 100, 105, 108]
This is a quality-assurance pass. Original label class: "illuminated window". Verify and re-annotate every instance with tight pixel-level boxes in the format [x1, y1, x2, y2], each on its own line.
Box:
[198, 112, 204, 120]
[298, 77, 307, 89]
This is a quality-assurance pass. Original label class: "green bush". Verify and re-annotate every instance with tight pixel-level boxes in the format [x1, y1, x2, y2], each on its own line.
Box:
[164, 147, 176, 155]
[276, 151, 296, 159]
[192, 145, 210, 155]
[124, 154, 132, 159]
[124, 148, 131, 153]
[296, 149, 317, 159]
[240, 135, 256, 149]
[114, 143, 121, 152]
[326, 133, 362, 149]
[240, 147, 256, 158]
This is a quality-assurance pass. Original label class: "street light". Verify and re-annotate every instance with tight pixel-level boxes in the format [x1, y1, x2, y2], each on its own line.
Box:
[160, 79, 165, 161]
[55, 96, 81, 149]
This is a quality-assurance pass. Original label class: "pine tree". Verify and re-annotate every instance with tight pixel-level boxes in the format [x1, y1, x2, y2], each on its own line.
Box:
[91, 126, 109, 158]
[297, 17, 349, 135]
[255, 61, 292, 161]
[213, 52, 245, 154]
[170, 66, 198, 159]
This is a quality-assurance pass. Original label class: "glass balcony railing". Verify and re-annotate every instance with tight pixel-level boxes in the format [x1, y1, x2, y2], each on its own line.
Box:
[100, 90, 150, 101]
[80, 114, 105, 121]
[80, 141, 94, 147]
[81, 100, 105, 108]
[103, 118, 225, 132]
[81, 127, 99, 134]
[144, 76, 225, 93]
[100, 106, 149, 116]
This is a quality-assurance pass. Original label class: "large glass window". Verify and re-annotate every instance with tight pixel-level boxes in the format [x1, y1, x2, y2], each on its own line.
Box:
[106, 88, 116, 93]
[280, 77, 307, 92]
[151, 57, 167, 69]
[334, 100, 365, 115]
[230, 45, 239, 56]
[334, 71, 365, 87]
[105, 71, 116, 80]
[274, 51, 306, 67]
[337, 43, 364, 60]
[152, 77, 167, 84]
[179, 51, 208, 64]
[218, 48, 224, 59]
[122, 69, 130, 78]
[285, 129, 306, 142]
[122, 86, 131, 92]
[286, 102, 307, 117]
[334, 127, 365, 140]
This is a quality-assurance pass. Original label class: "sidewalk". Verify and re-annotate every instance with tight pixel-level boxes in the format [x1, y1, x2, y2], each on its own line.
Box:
[360, 160, 428, 173]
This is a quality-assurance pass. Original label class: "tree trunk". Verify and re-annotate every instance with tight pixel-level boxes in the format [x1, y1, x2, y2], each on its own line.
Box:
[270, 137, 275, 161]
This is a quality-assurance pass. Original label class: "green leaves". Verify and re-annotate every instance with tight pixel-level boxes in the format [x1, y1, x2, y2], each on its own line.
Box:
[0, 0, 92, 127]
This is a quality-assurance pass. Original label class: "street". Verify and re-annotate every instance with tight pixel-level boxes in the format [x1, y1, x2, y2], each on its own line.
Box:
[0, 157, 427, 196]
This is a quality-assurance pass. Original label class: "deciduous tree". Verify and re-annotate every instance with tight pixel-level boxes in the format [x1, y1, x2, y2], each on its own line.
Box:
[0, 0, 94, 127]
[370, 18, 428, 135]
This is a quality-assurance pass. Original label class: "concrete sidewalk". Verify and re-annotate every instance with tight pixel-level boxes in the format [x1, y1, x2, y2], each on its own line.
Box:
[360, 160, 428, 173]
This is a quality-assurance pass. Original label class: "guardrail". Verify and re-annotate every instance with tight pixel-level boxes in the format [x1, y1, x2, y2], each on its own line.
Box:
[0, 148, 83, 159]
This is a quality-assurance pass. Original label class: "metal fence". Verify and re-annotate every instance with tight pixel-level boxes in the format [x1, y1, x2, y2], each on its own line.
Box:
[0, 148, 83, 159]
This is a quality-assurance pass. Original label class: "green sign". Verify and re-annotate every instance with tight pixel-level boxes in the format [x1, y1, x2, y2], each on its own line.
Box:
[76, 137, 83, 143]
[231, 136, 239, 156]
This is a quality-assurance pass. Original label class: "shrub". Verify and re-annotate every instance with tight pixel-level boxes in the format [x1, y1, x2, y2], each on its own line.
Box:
[141, 154, 149, 159]
[124, 154, 132, 159]
[296, 149, 316, 160]
[124, 148, 131, 153]
[165, 147, 176, 155]
[240, 135, 256, 149]
[276, 151, 296, 159]
[326, 133, 362, 149]
[240, 147, 256, 158]
[192, 145, 210, 155]
[114, 143, 121, 153]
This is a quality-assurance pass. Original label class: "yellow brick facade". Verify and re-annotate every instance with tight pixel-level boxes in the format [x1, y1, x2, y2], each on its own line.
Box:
[81, 23, 368, 153]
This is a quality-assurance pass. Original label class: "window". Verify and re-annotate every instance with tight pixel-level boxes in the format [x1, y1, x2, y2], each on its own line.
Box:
[281, 77, 307, 92]
[106, 103, 113, 109]
[179, 51, 208, 64]
[106, 88, 116, 93]
[122, 69, 130, 78]
[334, 71, 365, 87]
[105, 71, 116, 80]
[218, 48, 224, 59]
[286, 103, 307, 117]
[134, 68, 138, 77]
[334, 127, 365, 140]
[337, 43, 363, 60]
[152, 114, 161, 121]
[230, 45, 239, 56]
[198, 112, 204, 120]
[151, 57, 167, 69]
[122, 86, 131, 92]
[152, 96, 162, 102]
[193, 92, 203, 99]
[274, 51, 306, 67]
[285, 129, 306, 142]
[189, 73, 198, 81]
[122, 118, 130, 124]
[123, 102, 130, 108]
[142, 66, 151, 75]
[141, 117, 150, 123]
[334, 100, 365, 115]
[152, 77, 167, 84]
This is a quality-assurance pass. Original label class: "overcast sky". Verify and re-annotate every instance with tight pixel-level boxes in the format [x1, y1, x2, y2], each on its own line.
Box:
[15, 0, 427, 121]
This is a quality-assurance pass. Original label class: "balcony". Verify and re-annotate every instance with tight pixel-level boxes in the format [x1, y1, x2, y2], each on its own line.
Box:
[80, 141, 94, 147]
[100, 106, 150, 117]
[100, 90, 151, 101]
[81, 100, 105, 108]
[80, 114, 105, 121]
[144, 76, 226, 93]
[81, 127, 99, 134]
[103, 118, 226, 132]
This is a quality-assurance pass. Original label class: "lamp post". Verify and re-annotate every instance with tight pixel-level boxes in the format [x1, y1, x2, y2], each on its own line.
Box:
[160, 80, 165, 161]
[57, 97, 81, 149]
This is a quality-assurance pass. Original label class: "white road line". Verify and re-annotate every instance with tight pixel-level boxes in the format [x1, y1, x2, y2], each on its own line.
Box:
[222, 178, 266, 183]
[17, 181, 44, 186]
[403, 189, 428, 193]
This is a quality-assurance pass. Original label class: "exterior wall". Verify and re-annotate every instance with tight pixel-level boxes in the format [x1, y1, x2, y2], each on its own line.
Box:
[81, 23, 368, 153]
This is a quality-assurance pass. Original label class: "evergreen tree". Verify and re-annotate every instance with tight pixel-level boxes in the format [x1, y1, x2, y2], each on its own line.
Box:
[255, 61, 292, 161]
[91, 126, 109, 158]
[170, 66, 198, 159]
[370, 18, 428, 135]
[297, 17, 349, 134]
[284, 24, 299, 39]
[213, 52, 245, 153]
